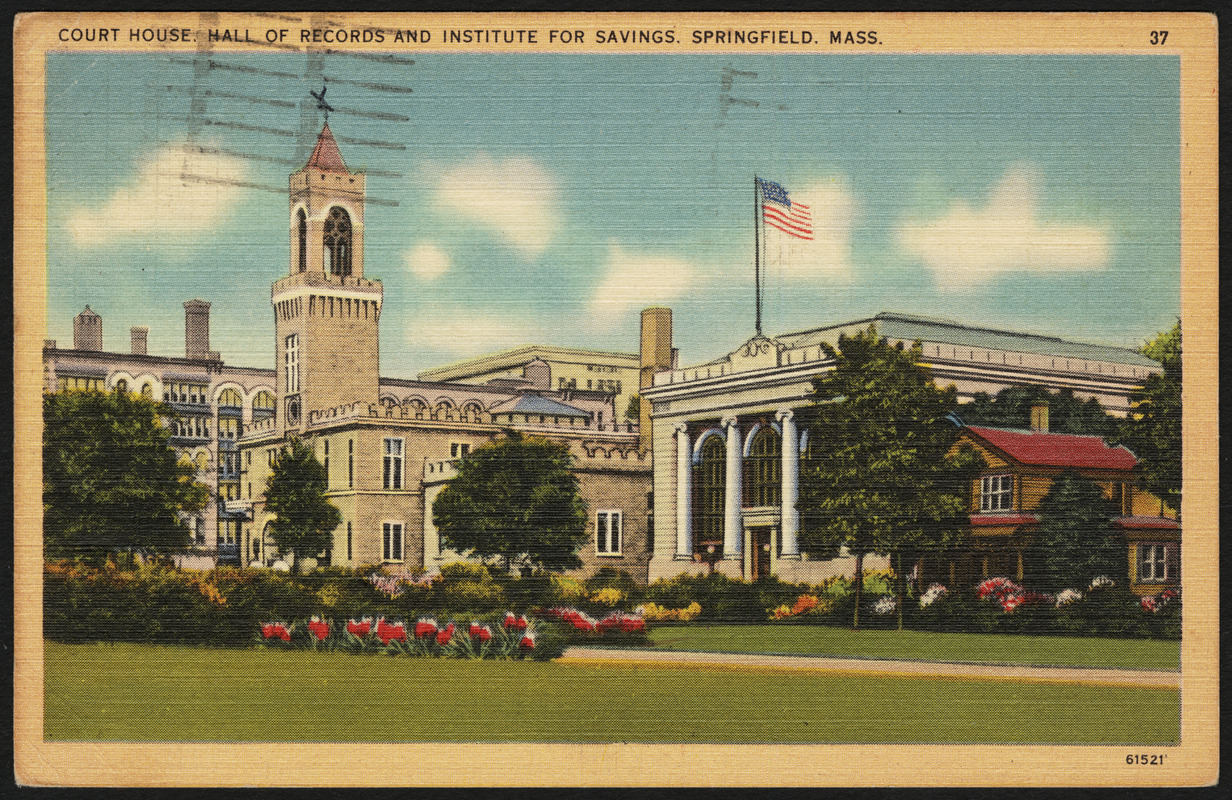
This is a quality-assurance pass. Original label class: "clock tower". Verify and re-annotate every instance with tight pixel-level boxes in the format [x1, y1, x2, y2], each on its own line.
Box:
[272, 122, 383, 437]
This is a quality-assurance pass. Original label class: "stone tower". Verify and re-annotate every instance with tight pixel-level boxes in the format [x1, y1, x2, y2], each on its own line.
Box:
[272, 123, 383, 437]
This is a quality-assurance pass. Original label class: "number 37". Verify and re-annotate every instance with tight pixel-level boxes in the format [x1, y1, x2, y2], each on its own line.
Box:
[1150, 31, 1169, 45]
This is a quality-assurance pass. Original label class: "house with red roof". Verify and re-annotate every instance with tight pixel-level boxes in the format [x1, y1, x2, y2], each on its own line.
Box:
[930, 402, 1179, 595]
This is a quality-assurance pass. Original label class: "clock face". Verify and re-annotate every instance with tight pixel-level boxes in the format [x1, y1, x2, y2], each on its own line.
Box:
[286, 396, 301, 425]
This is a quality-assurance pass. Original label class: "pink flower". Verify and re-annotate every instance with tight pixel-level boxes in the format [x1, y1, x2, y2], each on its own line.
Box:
[1141, 596, 1158, 613]
[346, 618, 372, 637]
[414, 617, 439, 639]
[376, 619, 406, 645]
[436, 622, 455, 646]
[307, 617, 329, 641]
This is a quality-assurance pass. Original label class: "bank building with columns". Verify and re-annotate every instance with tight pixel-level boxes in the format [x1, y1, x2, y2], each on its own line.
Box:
[641, 314, 1165, 584]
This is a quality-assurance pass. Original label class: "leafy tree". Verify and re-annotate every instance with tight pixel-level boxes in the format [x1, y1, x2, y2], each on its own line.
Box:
[624, 394, 641, 421]
[43, 389, 207, 562]
[1122, 320, 1181, 518]
[958, 385, 1119, 438]
[798, 325, 985, 629]
[1025, 471, 1123, 592]
[433, 430, 588, 574]
[263, 437, 341, 569]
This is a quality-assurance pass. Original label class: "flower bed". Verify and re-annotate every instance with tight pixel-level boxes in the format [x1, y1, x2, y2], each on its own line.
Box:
[257, 610, 555, 660]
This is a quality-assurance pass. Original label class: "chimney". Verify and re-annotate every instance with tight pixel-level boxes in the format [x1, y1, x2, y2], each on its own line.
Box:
[130, 326, 148, 355]
[523, 357, 551, 391]
[1030, 401, 1049, 433]
[184, 299, 211, 360]
[639, 307, 673, 452]
[73, 306, 102, 351]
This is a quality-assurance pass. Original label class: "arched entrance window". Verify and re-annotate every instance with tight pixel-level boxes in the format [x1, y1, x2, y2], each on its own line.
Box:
[114, 378, 128, 394]
[296, 209, 307, 273]
[140, 382, 153, 399]
[323, 206, 352, 277]
[746, 426, 782, 507]
[694, 435, 726, 555]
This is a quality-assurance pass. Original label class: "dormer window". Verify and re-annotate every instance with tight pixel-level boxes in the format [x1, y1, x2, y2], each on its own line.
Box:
[323, 206, 352, 277]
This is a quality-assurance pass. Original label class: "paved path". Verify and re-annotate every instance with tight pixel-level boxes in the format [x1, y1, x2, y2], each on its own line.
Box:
[560, 647, 1181, 688]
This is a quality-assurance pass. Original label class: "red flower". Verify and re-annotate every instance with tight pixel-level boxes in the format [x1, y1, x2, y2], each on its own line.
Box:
[346, 618, 372, 637]
[307, 619, 329, 641]
[436, 622, 455, 646]
[470, 623, 492, 643]
[515, 615, 529, 631]
[261, 622, 290, 641]
[503, 612, 517, 629]
[520, 632, 535, 649]
[414, 617, 439, 639]
[376, 619, 407, 645]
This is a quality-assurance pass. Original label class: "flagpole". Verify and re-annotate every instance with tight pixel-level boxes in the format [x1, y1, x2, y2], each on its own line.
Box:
[753, 175, 762, 336]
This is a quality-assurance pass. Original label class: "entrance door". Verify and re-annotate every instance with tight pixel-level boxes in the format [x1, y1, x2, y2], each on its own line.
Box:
[751, 527, 773, 580]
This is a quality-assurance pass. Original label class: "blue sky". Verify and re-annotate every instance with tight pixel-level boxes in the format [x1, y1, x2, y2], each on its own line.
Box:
[44, 52, 1180, 375]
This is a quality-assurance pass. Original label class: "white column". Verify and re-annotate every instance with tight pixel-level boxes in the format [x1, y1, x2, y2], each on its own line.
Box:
[674, 423, 693, 560]
[776, 408, 800, 558]
[722, 416, 742, 559]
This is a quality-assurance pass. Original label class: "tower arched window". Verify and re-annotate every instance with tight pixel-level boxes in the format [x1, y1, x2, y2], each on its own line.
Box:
[746, 426, 782, 507]
[296, 209, 307, 273]
[694, 435, 726, 555]
[323, 207, 352, 277]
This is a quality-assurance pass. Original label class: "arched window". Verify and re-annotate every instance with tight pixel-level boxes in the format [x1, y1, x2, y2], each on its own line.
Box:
[694, 435, 726, 554]
[114, 378, 128, 394]
[461, 402, 483, 423]
[406, 398, 426, 420]
[218, 388, 242, 408]
[296, 209, 308, 273]
[140, 382, 153, 399]
[746, 426, 782, 507]
[323, 207, 352, 277]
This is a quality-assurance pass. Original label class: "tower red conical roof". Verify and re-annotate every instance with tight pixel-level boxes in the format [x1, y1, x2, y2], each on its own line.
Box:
[305, 122, 348, 172]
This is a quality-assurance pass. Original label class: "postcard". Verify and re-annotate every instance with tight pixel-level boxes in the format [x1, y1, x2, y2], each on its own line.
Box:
[14, 11, 1218, 787]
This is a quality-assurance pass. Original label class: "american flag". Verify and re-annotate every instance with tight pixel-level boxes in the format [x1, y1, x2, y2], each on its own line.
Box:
[758, 178, 813, 240]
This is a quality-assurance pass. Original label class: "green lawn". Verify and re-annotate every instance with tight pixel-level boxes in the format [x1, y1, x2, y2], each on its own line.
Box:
[45, 641, 1177, 744]
[645, 625, 1181, 671]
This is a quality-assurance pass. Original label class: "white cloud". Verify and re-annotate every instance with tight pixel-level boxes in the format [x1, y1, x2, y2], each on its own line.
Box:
[897, 165, 1110, 288]
[762, 178, 857, 277]
[430, 153, 559, 258]
[403, 240, 451, 281]
[589, 243, 698, 328]
[405, 311, 539, 358]
[68, 142, 248, 248]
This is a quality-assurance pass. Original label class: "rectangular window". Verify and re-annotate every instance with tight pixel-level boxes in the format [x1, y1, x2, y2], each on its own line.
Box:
[348, 439, 354, 488]
[596, 510, 623, 555]
[383, 522, 403, 561]
[450, 442, 471, 459]
[980, 474, 1013, 512]
[285, 334, 300, 394]
[1138, 543, 1172, 583]
[383, 438, 403, 490]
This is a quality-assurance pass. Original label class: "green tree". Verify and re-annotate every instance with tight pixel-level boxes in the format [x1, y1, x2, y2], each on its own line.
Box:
[959, 385, 1120, 439]
[624, 394, 641, 421]
[432, 430, 589, 574]
[798, 325, 985, 629]
[263, 437, 341, 570]
[1122, 320, 1181, 518]
[43, 389, 207, 562]
[1026, 471, 1123, 592]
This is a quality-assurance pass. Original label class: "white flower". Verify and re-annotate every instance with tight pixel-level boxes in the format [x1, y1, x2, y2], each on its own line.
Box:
[919, 584, 948, 608]
[872, 595, 897, 615]
[1088, 576, 1115, 590]
[1054, 589, 1083, 607]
